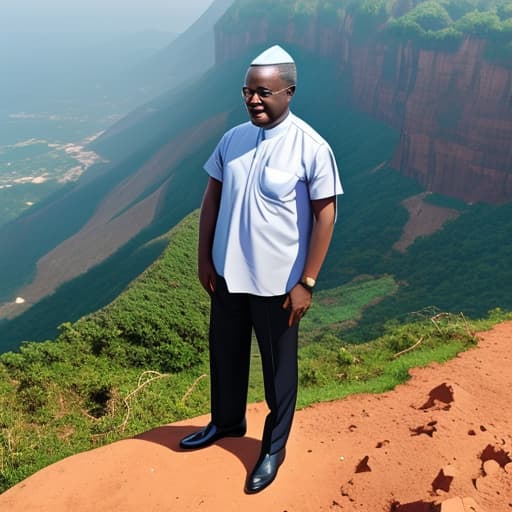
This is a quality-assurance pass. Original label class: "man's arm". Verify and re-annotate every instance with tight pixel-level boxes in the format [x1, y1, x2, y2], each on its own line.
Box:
[283, 196, 336, 326]
[198, 177, 222, 293]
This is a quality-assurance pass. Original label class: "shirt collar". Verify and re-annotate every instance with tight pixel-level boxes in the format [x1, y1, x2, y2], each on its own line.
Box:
[262, 111, 293, 139]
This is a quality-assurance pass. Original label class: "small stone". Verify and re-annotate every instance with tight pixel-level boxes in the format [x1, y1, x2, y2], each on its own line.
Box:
[474, 476, 485, 491]
[340, 485, 350, 497]
[440, 496, 465, 512]
[504, 462, 512, 474]
[483, 459, 500, 476]
[442, 464, 458, 477]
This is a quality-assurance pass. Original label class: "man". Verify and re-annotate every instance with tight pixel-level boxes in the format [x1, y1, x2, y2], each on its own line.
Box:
[180, 45, 343, 494]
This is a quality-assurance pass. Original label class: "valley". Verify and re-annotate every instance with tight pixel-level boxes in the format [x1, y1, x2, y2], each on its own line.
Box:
[0, 128, 108, 226]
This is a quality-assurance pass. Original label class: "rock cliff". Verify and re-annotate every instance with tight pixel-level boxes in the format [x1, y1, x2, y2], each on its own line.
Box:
[215, 15, 512, 204]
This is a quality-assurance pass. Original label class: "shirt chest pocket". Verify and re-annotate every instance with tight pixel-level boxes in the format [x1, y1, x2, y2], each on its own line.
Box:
[259, 166, 300, 203]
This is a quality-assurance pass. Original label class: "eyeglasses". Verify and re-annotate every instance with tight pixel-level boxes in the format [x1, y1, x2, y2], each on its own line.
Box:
[241, 85, 295, 100]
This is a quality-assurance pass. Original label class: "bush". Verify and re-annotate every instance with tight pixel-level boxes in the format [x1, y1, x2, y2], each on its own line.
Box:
[407, 1, 453, 31]
[388, 17, 427, 38]
[455, 10, 502, 35]
[337, 346, 356, 366]
[48, 211, 210, 373]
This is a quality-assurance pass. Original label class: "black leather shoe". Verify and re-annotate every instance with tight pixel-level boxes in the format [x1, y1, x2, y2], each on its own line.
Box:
[245, 448, 286, 494]
[179, 419, 246, 450]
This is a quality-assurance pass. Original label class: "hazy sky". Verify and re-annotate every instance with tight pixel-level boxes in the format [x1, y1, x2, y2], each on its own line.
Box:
[2, 0, 215, 36]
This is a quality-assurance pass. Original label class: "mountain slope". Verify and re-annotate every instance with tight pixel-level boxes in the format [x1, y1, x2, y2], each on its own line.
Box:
[0, 29, 243, 317]
[0, 114, 226, 319]
[0, 48, 402, 347]
[2, 0, 512, 349]
[116, 0, 234, 100]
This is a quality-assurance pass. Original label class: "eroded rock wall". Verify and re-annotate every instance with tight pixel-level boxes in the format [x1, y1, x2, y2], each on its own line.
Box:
[215, 15, 512, 203]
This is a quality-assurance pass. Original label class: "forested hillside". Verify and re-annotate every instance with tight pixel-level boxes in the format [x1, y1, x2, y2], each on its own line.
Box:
[222, 0, 512, 57]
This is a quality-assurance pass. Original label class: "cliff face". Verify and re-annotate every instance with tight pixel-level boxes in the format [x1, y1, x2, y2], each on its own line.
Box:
[355, 38, 512, 204]
[215, 16, 512, 204]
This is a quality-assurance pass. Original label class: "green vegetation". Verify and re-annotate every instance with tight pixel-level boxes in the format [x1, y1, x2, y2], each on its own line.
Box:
[55, 213, 210, 373]
[221, 0, 512, 58]
[297, 309, 485, 405]
[2, 209, 509, 492]
[0, 181, 61, 227]
[0, 140, 88, 227]
[300, 275, 399, 340]
[348, 198, 512, 342]
[220, 0, 348, 32]
[385, 0, 512, 54]
[0, 211, 210, 490]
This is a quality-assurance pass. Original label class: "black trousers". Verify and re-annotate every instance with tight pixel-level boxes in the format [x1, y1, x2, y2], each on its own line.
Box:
[209, 276, 299, 455]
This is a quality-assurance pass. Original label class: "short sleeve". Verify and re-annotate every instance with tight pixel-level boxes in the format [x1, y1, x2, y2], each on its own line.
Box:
[307, 144, 343, 200]
[204, 136, 225, 182]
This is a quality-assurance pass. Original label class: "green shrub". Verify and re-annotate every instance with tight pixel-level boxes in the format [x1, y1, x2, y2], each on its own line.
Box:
[337, 346, 356, 366]
[388, 17, 427, 38]
[299, 359, 329, 387]
[455, 10, 502, 35]
[408, 1, 453, 31]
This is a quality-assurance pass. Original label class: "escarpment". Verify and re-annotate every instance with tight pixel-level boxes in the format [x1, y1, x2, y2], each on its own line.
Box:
[215, 13, 512, 204]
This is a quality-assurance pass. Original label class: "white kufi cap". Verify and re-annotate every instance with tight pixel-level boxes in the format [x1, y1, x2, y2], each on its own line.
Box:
[250, 45, 295, 66]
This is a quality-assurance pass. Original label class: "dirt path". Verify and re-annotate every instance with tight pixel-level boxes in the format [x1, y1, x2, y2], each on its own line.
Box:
[393, 193, 460, 253]
[1, 322, 511, 511]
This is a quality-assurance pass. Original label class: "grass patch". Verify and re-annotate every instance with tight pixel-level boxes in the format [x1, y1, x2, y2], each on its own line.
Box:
[296, 309, 508, 407]
[298, 322, 474, 406]
[300, 275, 398, 339]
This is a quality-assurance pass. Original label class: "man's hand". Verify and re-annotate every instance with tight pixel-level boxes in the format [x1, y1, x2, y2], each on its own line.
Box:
[198, 258, 216, 294]
[283, 283, 312, 326]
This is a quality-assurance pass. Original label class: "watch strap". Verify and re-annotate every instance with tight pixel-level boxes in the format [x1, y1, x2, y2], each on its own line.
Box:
[299, 280, 314, 294]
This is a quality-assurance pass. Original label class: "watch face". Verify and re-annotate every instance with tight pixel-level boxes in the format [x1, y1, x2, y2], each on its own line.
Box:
[303, 277, 316, 287]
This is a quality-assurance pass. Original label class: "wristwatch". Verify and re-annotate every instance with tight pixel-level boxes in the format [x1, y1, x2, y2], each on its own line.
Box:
[299, 276, 316, 293]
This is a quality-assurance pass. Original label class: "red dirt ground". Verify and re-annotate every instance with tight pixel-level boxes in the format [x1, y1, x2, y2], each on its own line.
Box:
[1, 322, 511, 511]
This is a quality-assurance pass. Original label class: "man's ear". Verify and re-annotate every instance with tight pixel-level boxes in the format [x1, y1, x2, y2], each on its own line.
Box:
[288, 86, 296, 97]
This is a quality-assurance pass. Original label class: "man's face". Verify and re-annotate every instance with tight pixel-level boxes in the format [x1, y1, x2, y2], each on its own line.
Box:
[243, 66, 294, 129]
